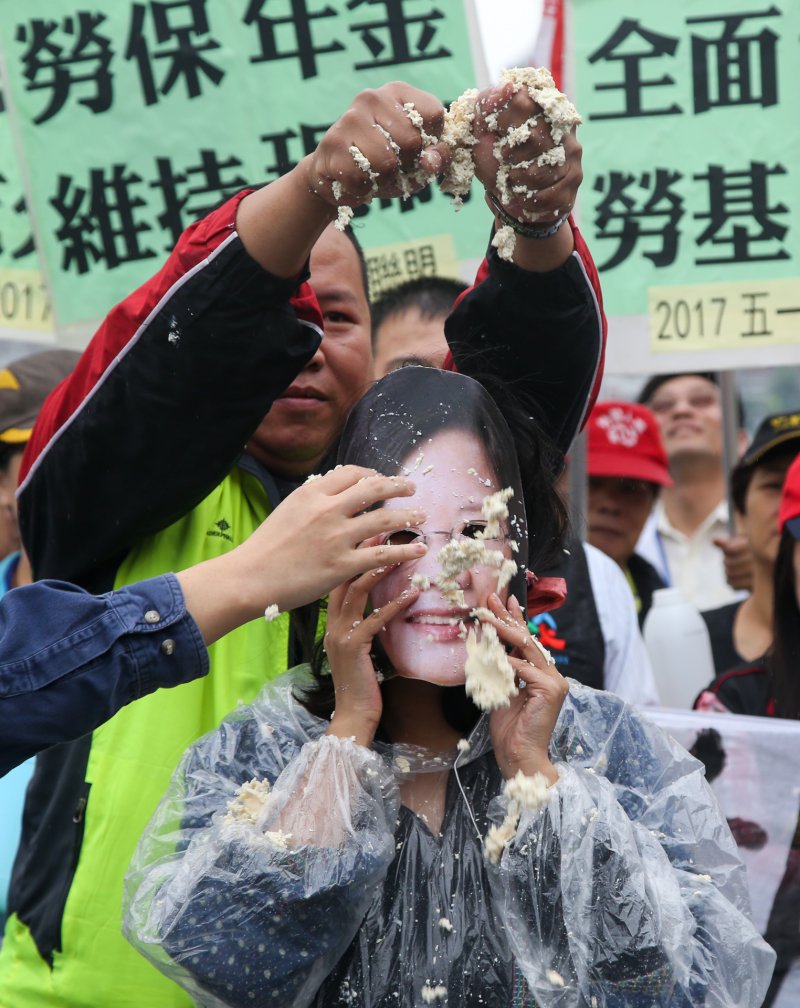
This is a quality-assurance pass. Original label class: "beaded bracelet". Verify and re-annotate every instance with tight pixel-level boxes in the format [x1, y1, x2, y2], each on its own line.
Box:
[486, 192, 569, 240]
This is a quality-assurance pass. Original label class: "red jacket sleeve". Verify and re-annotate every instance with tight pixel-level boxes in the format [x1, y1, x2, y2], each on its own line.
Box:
[19, 192, 323, 587]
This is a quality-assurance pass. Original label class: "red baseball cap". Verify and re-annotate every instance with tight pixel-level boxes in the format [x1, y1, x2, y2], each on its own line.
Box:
[778, 453, 800, 539]
[587, 401, 673, 486]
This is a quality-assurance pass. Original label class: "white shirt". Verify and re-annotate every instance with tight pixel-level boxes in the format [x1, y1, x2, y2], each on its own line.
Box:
[583, 543, 659, 707]
[636, 500, 744, 611]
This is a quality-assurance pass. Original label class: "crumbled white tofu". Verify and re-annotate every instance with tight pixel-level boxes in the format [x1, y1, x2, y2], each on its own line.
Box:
[264, 829, 292, 849]
[411, 574, 430, 590]
[433, 486, 515, 604]
[225, 777, 272, 825]
[546, 968, 565, 988]
[438, 67, 581, 261]
[349, 144, 378, 179]
[485, 805, 520, 865]
[438, 916, 453, 932]
[505, 769, 550, 810]
[264, 604, 280, 622]
[394, 755, 411, 774]
[335, 206, 354, 232]
[421, 982, 448, 1003]
[456, 738, 471, 754]
[491, 224, 516, 261]
[485, 771, 550, 864]
[402, 101, 438, 146]
[464, 624, 516, 711]
[304, 472, 323, 482]
[479, 486, 513, 538]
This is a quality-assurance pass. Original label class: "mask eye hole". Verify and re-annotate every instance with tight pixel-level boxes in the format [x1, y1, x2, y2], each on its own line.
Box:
[384, 529, 422, 547]
[461, 521, 489, 540]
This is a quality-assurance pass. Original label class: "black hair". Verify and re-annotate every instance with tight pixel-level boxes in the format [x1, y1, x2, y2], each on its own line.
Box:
[771, 530, 800, 719]
[370, 276, 468, 350]
[294, 366, 568, 732]
[731, 444, 800, 515]
[637, 372, 745, 428]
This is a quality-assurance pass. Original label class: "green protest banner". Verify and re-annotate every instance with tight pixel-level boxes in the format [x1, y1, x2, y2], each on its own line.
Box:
[572, 0, 800, 370]
[0, 83, 52, 337]
[0, 0, 488, 329]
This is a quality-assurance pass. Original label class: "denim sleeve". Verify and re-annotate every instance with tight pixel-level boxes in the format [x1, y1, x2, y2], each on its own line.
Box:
[0, 573, 207, 775]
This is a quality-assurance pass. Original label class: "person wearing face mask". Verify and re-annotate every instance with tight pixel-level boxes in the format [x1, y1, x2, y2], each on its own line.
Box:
[123, 368, 772, 1008]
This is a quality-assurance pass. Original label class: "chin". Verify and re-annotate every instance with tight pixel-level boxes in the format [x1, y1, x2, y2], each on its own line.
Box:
[390, 650, 467, 687]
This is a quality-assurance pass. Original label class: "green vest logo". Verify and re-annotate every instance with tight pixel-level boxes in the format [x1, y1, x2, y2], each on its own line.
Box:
[207, 518, 233, 542]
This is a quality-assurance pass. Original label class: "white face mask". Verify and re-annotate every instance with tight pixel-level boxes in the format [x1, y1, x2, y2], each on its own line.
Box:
[369, 428, 514, 686]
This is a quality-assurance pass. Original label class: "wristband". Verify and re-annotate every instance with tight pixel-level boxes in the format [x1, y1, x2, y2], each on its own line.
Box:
[486, 192, 569, 240]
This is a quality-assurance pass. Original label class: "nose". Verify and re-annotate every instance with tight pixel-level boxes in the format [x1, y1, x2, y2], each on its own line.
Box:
[591, 485, 620, 515]
[408, 539, 473, 590]
[303, 342, 325, 373]
[671, 395, 693, 418]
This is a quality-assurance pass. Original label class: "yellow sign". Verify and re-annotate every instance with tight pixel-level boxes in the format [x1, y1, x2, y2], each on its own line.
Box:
[365, 233, 460, 300]
[0, 267, 52, 332]
[649, 277, 800, 352]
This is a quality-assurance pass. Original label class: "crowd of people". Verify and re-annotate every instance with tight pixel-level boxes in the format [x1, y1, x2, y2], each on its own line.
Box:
[0, 72, 796, 1007]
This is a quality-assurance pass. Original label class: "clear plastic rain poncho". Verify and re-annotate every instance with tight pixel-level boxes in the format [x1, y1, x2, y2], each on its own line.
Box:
[123, 369, 774, 1007]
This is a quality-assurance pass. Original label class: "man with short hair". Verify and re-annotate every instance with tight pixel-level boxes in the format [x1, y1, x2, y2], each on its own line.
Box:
[3, 80, 606, 1005]
[636, 372, 750, 609]
[701, 410, 800, 676]
[371, 275, 468, 377]
[586, 401, 672, 626]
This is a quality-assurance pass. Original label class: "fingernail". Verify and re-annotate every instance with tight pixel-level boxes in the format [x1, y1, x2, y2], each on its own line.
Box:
[413, 542, 427, 553]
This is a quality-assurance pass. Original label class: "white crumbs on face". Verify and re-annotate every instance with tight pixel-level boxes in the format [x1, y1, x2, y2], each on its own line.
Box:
[464, 624, 516, 711]
[433, 486, 516, 607]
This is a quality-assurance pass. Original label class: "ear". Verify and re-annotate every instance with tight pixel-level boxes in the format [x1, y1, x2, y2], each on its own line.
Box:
[737, 428, 749, 455]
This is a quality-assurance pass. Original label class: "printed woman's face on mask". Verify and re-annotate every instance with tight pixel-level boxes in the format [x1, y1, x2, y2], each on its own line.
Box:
[369, 428, 514, 685]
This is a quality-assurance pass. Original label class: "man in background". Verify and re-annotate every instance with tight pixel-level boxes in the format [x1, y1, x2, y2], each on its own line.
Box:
[637, 372, 750, 610]
[701, 410, 800, 676]
[371, 275, 468, 377]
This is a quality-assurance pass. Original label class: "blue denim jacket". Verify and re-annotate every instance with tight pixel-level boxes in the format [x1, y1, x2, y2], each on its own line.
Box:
[0, 573, 207, 776]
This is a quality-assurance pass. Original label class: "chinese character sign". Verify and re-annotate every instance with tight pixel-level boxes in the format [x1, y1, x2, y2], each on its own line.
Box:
[0, 0, 481, 327]
[573, 0, 800, 320]
[0, 84, 52, 334]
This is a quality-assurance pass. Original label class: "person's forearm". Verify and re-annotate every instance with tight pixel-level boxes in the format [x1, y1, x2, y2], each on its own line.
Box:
[235, 157, 337, 278]
[507, 217, 575, 272]
[176, 550, 268, 646]
[0, 575, 207, 774]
